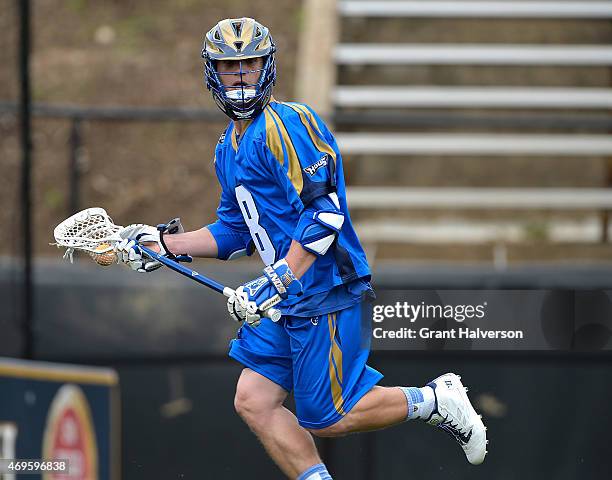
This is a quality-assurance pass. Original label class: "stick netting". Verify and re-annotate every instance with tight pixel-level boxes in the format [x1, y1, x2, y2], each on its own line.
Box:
[53, 208, 123, 261]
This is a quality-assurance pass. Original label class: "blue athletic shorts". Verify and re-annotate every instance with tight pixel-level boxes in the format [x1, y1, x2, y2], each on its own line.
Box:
[228, 302, 383, 429]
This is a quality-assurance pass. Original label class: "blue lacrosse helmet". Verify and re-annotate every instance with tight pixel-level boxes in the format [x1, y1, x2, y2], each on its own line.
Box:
[201, 18, 276, 121]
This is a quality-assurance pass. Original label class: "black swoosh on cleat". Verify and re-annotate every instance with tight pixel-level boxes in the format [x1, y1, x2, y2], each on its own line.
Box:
[438, 417, 473, 445]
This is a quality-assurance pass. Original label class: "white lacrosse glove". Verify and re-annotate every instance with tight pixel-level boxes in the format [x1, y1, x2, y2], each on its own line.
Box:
[227, 288, 263, 327]
[227, 259, 302, 327]
[116, 218, 184, 273]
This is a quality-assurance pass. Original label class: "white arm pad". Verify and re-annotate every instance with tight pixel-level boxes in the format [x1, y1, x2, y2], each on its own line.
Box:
[293, 194, 345, 256]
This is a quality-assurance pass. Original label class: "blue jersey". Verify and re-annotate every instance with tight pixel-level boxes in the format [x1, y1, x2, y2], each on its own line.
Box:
[212, 99, 372, 316]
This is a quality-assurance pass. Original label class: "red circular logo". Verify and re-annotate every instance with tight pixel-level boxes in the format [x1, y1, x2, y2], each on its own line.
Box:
[43, 385, 98, 480]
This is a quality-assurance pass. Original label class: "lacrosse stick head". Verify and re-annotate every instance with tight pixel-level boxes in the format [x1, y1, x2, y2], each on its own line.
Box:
[53, 207, 124, 262]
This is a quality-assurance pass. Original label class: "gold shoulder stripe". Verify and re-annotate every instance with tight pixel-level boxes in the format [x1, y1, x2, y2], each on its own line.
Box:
[327, 313, 346, 416]
[231, 120, 253, 153]
[291, 103, 323, 133]
[264, 107, 284, 166]
[266, 106, 304, 195]
[231, 130, 238, 152]
[284, 103, 336, 163]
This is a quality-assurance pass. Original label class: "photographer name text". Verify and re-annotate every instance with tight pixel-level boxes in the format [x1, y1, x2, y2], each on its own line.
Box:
[371, 301, 524, 341]
[373, 327, 523, 340]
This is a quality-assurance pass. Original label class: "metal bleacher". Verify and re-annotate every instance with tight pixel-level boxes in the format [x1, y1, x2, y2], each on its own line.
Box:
[336, 133, 612, 156]
[334, 86, 612, 109]
[338, 1, 612, 19]
[329, 1, 612, 256]
[335, 44, 612, 66]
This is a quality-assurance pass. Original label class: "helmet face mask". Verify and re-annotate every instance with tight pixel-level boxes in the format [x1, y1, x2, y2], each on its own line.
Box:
[202, 18, 276, 121]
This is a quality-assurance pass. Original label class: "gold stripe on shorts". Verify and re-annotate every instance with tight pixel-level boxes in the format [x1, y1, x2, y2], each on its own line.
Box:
[327, 313, 346, 416]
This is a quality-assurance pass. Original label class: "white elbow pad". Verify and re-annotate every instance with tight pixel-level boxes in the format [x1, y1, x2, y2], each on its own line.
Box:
[293, 195, 345, 256]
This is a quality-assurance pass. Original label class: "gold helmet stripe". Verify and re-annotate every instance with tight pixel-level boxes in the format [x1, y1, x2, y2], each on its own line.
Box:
[241, 19, 255, 44]
[255, 35, 272, 52]
[205, 38, 224, 54]
[205, 18, 273, 59]
[220, 19, 238, 47]
[219, 18, 256, 53]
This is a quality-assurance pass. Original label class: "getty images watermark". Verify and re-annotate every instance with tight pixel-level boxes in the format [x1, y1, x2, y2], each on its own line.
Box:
[372, 300, 523, 340]
[364, 290, 612, 351]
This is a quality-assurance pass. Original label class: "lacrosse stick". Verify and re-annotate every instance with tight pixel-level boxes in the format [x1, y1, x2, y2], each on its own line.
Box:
[53, 207, 282, 321]
[138, 245, 282, 321]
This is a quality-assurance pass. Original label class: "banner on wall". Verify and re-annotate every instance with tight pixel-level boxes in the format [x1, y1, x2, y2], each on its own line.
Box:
[0, 358, 119, 480]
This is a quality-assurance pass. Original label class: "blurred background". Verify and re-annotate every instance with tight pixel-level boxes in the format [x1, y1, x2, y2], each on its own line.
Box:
[1, 0, 612, 478]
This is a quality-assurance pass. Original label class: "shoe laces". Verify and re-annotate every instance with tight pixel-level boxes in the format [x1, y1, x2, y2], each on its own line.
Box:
[437, 414, 472, 446]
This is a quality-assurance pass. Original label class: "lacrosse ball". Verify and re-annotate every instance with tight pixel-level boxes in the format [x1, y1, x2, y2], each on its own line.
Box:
[91, 243, 117, 266]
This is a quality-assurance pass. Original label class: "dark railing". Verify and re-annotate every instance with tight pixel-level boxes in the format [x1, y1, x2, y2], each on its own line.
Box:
[1, 102, 226, 215]
[3, 100, 611, 216]
[4, 100, 611, 126]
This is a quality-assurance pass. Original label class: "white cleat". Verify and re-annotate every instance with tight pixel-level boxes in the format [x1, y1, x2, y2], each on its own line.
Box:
[424, 372, 488, 465]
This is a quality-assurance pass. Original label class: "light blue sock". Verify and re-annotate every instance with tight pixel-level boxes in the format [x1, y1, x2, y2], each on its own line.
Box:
[297, 463, 332, 480]
[400, 386, 435, 420]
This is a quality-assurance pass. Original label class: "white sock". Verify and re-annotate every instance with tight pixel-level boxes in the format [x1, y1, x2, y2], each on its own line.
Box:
[297, 463, 332, 480]
[400, 386, 436, 420]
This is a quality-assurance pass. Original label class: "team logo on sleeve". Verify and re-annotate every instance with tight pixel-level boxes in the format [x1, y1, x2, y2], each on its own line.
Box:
[218, 132, 226, 144]
[303, 155, 329, 176]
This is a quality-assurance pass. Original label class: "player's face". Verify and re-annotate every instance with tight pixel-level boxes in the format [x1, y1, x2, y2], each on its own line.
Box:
[216, 57, 264, 89]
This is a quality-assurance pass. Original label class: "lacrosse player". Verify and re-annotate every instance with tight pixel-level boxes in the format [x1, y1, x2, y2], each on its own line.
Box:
[116, 17, 487, 479]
